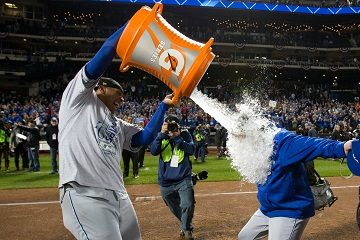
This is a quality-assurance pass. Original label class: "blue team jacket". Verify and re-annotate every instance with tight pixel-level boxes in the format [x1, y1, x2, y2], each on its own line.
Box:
[258, 129, 346, 219]
[150, 131, 195, 187]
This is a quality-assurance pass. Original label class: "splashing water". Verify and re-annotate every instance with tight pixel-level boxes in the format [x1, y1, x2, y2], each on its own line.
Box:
[190, 89, 280, 184]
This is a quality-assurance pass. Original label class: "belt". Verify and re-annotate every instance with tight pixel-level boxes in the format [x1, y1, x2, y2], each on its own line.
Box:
[61, 183, 119, 201]
[63, 183, 73, 191]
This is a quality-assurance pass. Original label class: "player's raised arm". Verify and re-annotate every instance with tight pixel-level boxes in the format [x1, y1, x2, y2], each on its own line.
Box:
[131, 94, 176, 148]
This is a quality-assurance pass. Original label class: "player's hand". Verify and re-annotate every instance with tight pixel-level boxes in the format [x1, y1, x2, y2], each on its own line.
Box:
[344, 140, 352, 156]
[161, 122, 168, 134]
[162, 93, 179, 107]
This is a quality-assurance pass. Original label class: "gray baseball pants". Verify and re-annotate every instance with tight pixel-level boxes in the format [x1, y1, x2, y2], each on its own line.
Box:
[238, 209, 309, 240]
[60, 183, 141, 240]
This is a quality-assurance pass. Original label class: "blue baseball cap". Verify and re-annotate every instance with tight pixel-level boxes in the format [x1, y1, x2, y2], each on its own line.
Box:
[347, 140, 360, 176]
[4, 119, 13, 124]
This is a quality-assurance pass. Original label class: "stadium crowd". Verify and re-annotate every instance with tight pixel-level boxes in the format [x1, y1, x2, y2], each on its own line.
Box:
[1, 75, 359, 173]
[1, 74, 359, 138]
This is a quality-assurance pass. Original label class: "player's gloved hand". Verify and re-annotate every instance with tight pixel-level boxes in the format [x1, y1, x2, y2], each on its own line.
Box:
[197, 170, 208, 180]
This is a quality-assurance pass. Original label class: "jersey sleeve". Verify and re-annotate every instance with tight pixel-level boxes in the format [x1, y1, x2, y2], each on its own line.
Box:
[60, 67, 98, 114]
[277, 130, 346, 167]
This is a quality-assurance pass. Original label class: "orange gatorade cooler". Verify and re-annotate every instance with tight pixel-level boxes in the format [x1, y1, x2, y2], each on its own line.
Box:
[116, 2, 215, 104]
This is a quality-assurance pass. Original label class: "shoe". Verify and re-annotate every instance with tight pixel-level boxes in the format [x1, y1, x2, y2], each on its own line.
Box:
[184, 231, 194, 240]
[180, 230, 185, 237]
[134, 175, 139, 179]
[49, 171, 58, 175]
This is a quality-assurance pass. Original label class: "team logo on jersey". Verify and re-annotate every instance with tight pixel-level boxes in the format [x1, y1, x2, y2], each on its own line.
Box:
[95, 115, 119, 156]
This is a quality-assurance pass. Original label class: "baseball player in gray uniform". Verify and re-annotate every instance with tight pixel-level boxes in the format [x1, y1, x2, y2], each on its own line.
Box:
[58, 24, 174, 240]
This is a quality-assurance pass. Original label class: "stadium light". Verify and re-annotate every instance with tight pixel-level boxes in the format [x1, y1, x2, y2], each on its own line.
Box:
[5, 3, 17, 9]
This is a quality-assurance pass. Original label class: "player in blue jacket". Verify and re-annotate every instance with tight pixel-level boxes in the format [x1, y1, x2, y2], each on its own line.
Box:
[238, 129, 353, 240]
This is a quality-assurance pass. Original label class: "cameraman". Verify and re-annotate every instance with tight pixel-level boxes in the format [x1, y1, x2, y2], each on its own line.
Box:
[150, 115, 196, 240]
[193, 124, 206, 162]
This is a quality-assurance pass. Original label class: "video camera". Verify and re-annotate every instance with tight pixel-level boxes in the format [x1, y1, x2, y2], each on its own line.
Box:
[192, 170, 208, 185]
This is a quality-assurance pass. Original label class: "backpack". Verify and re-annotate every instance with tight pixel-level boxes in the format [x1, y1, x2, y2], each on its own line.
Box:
[304, 161, 338, 210]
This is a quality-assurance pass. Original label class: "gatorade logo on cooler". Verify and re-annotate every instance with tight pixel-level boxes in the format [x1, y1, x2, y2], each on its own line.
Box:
[150, 41, 185, 77]
[159, 48, 185, 77]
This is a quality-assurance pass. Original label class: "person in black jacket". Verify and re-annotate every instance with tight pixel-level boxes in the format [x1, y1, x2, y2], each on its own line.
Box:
[220, 126, 228, 157]
[0, 120, 12, 171]
[331, 124, 346, 141]
[46, 117, 59, 174]
[10, 120, 29, 170]
[18, 120, 40, 172]
[122, 149, 139, 178]
[214, 124, 223, 158]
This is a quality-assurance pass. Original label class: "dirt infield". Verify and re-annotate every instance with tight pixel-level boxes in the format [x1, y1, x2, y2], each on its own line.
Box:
[0, 177, 359, 240]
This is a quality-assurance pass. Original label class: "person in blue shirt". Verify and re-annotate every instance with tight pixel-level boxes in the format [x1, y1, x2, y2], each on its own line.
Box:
[238, 129, 353, 240]
[150, 115, 195, 240]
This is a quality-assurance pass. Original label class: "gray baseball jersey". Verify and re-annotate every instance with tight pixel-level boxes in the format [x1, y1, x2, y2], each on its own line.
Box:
[58, 67, 140, 193]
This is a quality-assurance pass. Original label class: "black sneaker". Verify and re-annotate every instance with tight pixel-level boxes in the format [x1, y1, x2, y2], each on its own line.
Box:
[184, 231, 194, 240]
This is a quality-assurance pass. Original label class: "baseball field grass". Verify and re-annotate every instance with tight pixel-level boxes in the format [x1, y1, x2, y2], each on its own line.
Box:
[0, 153, 351, 189]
